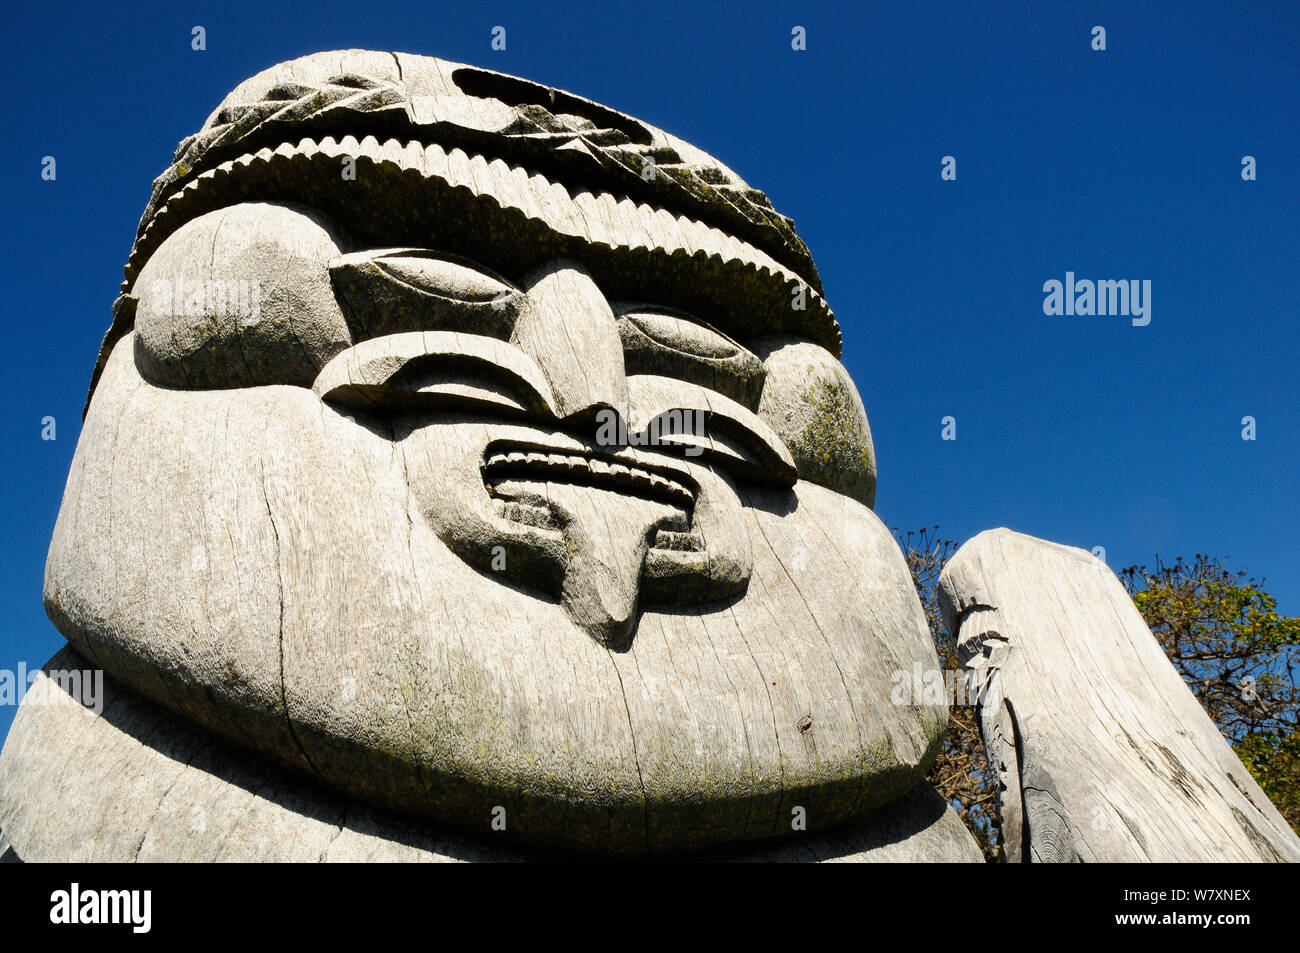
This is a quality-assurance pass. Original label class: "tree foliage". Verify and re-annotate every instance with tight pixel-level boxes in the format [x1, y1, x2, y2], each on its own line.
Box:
[1120, 556, 1300, 833]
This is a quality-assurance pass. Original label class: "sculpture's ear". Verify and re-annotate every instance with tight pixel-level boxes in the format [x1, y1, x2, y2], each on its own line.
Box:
[751, 336, 876, 509]
[132, 202, 352, 390]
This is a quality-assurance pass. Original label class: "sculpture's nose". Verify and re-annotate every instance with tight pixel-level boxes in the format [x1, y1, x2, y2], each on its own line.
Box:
[512, 259, 628, 423]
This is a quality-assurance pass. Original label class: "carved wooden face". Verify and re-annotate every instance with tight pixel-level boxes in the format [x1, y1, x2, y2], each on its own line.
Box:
[323, 248, 792, 649]
[47, 53, 942, 856]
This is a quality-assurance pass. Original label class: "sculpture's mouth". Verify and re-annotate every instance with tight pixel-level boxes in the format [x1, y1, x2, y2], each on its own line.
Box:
[483, 440, 704, 554]
[484, 442, 696, 505]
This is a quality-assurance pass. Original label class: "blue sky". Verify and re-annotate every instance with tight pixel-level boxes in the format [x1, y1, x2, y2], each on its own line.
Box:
[2, 0, 1297, 740]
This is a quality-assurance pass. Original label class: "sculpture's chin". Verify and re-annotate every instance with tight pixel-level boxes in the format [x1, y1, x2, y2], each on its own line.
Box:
[43, 336, 946, 855]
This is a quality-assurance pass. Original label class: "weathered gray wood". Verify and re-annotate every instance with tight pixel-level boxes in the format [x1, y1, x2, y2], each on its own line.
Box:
[938, 528, 1300, 862]
[0, 650, 982, 862]
[42, 337, 946, 853]
[4, 49, 979, 860]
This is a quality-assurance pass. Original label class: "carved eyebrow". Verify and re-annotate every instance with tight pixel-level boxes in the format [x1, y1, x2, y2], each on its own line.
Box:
[312, 328, 794, 486]
[313, 331, 556, 417]
[625, 375, 795, 487]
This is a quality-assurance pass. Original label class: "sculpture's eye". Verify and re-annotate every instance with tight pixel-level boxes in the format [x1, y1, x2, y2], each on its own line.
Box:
[328, 248, 525, 342]
[132, 202, 353, 389]
[615, 306, 765, 409]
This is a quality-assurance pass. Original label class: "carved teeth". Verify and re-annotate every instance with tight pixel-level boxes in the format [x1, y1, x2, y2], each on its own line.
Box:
[496, 498, 554, 529]
[483, 445, 694, 508]
[653, 529, 703, 552]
